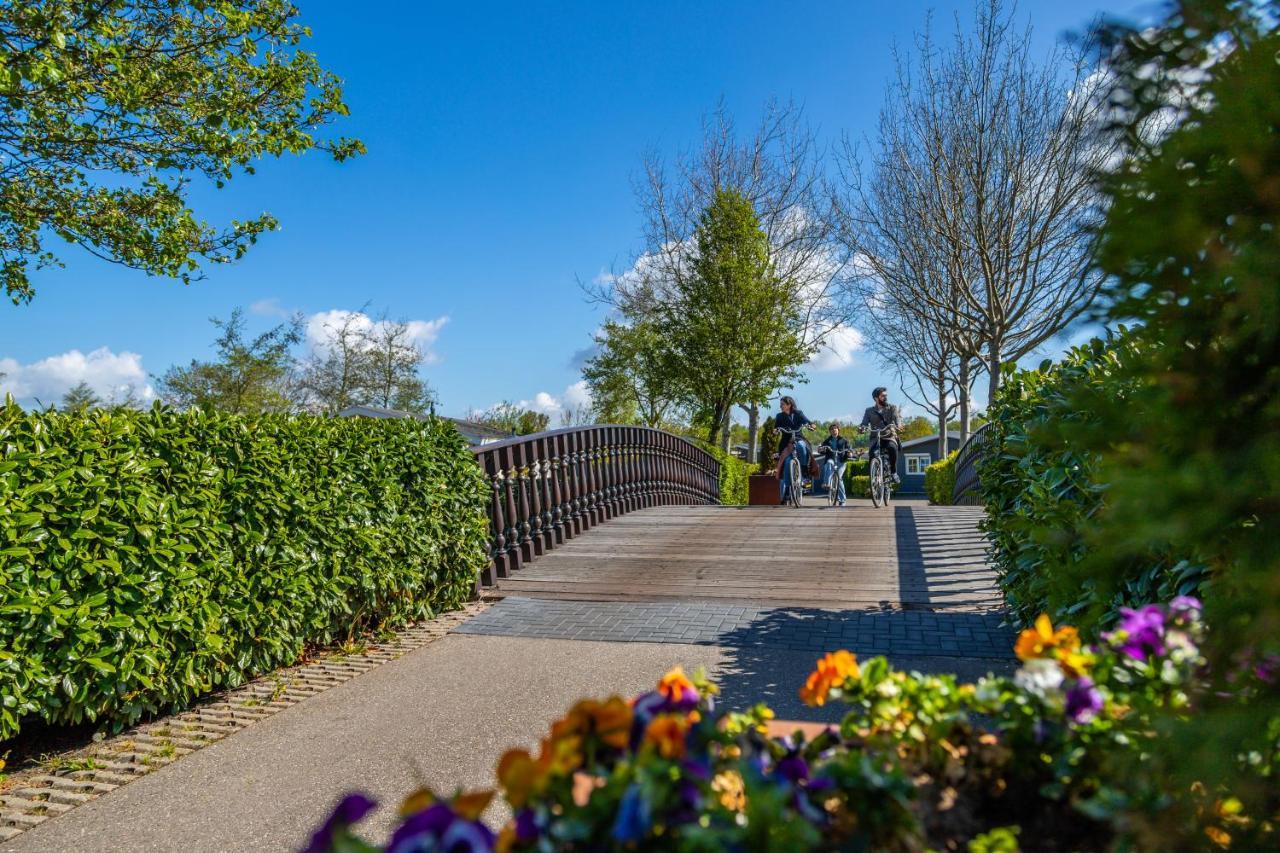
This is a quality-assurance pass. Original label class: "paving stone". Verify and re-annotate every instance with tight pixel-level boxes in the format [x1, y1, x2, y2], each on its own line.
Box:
[454, 598, 1016, 660]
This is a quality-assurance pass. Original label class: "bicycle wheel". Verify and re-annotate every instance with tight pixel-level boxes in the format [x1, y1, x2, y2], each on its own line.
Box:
[884, 469, 892, 506]
[869, 458, 884, 507]
[828, 470, 838, 506]
[789, 456, 804, 507]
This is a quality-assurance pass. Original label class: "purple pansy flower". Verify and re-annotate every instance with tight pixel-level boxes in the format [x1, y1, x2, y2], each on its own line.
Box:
[514, 809, 540, 843]
[303, 792, 377, 853]
[1117, 605, 1166, 660]
[1064, 677, 1104, 725]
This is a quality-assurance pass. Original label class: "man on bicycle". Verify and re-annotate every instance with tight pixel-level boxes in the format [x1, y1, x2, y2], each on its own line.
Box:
[818, 423, 852, 506]
[859, 386, 902, 484]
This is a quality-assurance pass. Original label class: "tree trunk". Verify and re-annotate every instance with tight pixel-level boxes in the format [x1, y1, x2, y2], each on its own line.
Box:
[937, 375, 948, 459]
[719, 410, 732, 454]
[958, 358, 972, 444]
[986, 341, 1003, 409]
[706, 401, 724, 446]
[743, 403, 760, 464]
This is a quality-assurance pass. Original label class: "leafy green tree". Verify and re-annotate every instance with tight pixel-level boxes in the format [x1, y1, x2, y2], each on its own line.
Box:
[0, 1, 362, 305]
[157, 308, 302, 413]
[663, 188, 811, 448]
[296, 311, 436, 415]
[582, 320, 685, 427]
[897, 416, 935, 442]
[59, 381, 100, 412]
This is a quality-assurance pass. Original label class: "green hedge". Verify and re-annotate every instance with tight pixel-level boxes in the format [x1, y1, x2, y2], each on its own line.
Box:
[977, 338, 1207, 632]
[696, 442, 754, 505]
[924, 451, 957, 505]
[0, 401, 490, 739]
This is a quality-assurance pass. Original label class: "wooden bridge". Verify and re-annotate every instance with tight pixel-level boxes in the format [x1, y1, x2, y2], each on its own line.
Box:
[472, 426, 1001, 611]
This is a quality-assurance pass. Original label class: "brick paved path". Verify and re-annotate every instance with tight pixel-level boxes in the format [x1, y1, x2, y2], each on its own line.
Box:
[456, 598, 1014, 660]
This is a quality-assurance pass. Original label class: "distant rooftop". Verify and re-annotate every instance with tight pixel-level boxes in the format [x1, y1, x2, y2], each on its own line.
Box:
[336, 405, 509, 445]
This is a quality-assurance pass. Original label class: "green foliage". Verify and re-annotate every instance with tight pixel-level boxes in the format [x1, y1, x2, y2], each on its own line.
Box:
[897, 415, 934, 442]
[977, 336, 1205, 629]
[581, 321, 684, 427]
[697, 441, 752, 505]
[924, 451, 957, 505]
[156, 309, 303, 413]
[59, 381, 100, 413]
[0, 0, 362, 305]
[0, 400, 489, 739]
[465, 403, 550, 436]
[662, 188, 813, 445]
[1063, 0, 1280, 803]
[296, 310, 436, 415]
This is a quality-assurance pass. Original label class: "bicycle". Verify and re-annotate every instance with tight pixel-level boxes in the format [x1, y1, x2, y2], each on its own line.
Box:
[813, 446, 854, 507]
[777, 426, 814, 508]
[861, 425, 896, 508]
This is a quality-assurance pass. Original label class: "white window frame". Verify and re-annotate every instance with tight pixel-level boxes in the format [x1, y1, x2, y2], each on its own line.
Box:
[904, 454, 932, 476]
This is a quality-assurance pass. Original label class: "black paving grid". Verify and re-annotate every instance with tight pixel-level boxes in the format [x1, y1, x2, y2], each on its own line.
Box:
[454, 597, 1016, 660]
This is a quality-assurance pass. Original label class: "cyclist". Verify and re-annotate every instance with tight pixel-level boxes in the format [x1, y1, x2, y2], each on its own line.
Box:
[859, 386, 902, 484]
[818, 423, 852, 505]
[774, 395, 816, 503]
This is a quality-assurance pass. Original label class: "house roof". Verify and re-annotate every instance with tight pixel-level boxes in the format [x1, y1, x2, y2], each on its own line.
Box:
[899, 431, 964, 450]
[336, 406, 511, 443]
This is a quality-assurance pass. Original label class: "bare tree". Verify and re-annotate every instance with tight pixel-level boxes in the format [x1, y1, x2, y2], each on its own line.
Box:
[363, 315, 436, 413]
[296, 308, 370, 414]
[592, 101, 856, 457]
[836, 0, 1114, 408]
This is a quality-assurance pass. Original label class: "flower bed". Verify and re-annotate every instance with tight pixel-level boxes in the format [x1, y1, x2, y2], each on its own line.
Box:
[308, 597, 1275, 851]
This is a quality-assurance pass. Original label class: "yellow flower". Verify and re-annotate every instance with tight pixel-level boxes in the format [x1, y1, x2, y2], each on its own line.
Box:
[497, 748, 543, 809]
[1204, 826, 1232, 848]
[1015, 614, 1091, 676]
[453, 790, 494, 821]
[712, 770, 746, 812]
[800, 650, 860, 706]
[399, 786, 436, 816]
[551, 696, 633, 752]
[658, 667, 697, 702]
[643, 714, 689, 759]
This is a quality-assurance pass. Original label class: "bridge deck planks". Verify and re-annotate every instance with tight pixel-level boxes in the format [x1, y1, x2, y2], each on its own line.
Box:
[494, 502, 1003, 611]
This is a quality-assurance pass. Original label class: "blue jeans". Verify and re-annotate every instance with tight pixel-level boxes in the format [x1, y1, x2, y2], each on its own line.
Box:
[779, 440, 810, 500]
[821, 459, 847, 502]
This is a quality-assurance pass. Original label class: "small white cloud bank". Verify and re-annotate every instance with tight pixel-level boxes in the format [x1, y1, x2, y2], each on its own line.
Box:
[808, 325, 865, 372]
[0, 347, 156, 407]
[511, 381, 594, 422]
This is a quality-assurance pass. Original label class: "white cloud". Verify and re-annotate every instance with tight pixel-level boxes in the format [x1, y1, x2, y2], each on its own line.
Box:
[514, 380, 594, 418]
[0, 347, 156, 407]
[305, 310, 449, 365]
[249, 297, 289, 318]
[808, 325, 865, 372]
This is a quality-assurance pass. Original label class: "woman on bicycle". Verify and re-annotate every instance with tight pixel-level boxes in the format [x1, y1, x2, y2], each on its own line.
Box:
[774, 396, 816, 502]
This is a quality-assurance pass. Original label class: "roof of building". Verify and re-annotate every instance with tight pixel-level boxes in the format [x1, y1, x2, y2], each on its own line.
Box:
[336, 406, 511, 442]
[899, 431, 964, 450]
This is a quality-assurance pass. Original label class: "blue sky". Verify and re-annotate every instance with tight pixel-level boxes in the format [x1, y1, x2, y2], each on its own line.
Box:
[0, 0, 1154, 422]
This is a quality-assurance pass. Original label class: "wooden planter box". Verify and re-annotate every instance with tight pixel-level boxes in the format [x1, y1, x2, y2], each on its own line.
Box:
[748, 473, 779, 506]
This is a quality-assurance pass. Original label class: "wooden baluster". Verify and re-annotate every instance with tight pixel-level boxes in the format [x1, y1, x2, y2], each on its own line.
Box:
[550, 435, 570, 542]
[621, 429, 636, 512]
[602, 428, 619, 518]
[566, 432, 586, 534]
[524, 444, 547, 558]
[514, 443, 536, 562]
[583, 430, 601, 525]
[642, 431, 656, 508]
[499, 445, 524, 573]
[535, 437, 555, 551]
[481, 450, 505, 582]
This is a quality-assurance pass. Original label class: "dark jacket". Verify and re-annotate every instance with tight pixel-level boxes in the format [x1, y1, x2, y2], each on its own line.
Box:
[820, 435, 852, 456]
[774, 409, 813, 450]
[859, 404, 902, 443]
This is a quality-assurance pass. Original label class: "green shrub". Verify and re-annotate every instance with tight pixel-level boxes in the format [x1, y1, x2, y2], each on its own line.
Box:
[695, 442, 752, 505]
[977, 337, 1207, 632]
[924, 451, 957, 505]
[0, 401, 490, 739]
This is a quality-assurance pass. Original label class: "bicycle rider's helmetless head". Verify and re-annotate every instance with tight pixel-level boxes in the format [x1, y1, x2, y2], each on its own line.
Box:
[779, 395, 796, 413]
[872, 387, 888, 406]
[829, 424, 840, 435]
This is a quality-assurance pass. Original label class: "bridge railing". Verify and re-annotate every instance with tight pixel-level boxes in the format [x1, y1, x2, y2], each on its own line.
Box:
[952, 422, 993, 505]
[471, 425, 722, 586]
